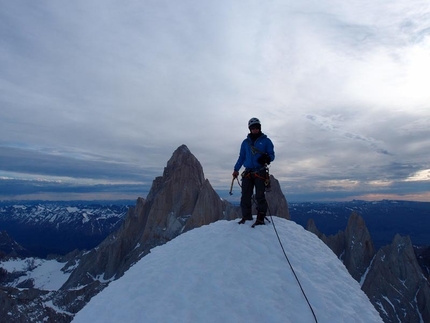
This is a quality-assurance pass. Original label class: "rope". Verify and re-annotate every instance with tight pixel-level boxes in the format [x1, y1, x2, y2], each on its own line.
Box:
[232, 170, 318, 322]
[267, 204, 319, 323]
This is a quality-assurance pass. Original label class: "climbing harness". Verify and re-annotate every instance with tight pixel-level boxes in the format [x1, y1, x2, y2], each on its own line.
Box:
[229, 165, 271, 196]
[241, 166, 271, 191]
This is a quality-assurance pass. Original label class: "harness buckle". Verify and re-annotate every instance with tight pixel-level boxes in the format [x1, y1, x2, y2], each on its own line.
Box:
[241, 167, 271, 191]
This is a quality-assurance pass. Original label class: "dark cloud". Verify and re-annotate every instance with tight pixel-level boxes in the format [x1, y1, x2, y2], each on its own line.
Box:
[0, 146, 147, 181]
[0, 178, 147, 201]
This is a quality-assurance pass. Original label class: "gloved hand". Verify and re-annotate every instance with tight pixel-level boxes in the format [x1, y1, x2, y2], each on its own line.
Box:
[257, 153, 271, 165]
[232, 170, 239, 178]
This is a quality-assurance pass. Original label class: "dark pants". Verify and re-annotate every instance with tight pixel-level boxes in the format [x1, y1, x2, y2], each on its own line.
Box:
[241, 169, 267, 219]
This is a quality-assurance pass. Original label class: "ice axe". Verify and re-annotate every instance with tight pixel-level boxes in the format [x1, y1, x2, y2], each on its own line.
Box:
[229, 177, 235, 195]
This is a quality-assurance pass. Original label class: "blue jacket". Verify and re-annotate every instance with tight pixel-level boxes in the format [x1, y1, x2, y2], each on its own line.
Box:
[234, 133, 275, 172]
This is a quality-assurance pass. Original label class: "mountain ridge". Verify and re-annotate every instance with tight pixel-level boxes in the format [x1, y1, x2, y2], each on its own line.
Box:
[72, 218, 383, 323]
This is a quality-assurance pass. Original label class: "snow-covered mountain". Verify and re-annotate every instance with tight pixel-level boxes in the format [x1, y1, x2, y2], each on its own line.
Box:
[1, 257, 71, 290]
[72, 217, 383, 323]
[0, 203, 130, 257]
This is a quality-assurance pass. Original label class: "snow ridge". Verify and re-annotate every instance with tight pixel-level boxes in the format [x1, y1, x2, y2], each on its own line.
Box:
[73, 218, 383, 323]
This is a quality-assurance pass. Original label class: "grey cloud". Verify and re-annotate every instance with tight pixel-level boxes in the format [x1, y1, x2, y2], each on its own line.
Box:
[306, 114, 393, 156]
[0, 179, 143, 196]
[0, 146, 148, 182]
[1, 1, 430, 202]
[0, 178, 147, 202]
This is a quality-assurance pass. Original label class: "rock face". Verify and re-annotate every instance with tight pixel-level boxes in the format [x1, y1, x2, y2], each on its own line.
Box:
[0, 287, 72, 323]
[307, 212, 375, 281]
[265, 175, 290, 220]
[0, 230, 29, 259]
[307, 218, 345, 257]
[415, 246, 430, 279]
[362, 234, 430, 323]
[308, 213, 430, 323]
[343, 212, 376, 282]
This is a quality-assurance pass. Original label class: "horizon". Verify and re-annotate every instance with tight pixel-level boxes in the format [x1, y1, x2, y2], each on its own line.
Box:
[1, 194, 429, 205]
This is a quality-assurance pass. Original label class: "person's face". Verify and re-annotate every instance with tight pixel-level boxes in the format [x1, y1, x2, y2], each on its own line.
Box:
[249, 125, 260, 133]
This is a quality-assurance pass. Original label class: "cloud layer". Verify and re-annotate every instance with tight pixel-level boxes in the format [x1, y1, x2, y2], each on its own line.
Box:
[1, 0, 430, 201]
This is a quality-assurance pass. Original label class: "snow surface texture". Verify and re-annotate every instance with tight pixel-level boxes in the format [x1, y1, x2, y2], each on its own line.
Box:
[73, 217, 383, 323]
[1, 258, 69, 290]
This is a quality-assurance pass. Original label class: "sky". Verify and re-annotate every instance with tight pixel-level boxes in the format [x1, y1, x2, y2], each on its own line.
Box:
[1, 0, 430, 202]
[68, 218, 382, 323]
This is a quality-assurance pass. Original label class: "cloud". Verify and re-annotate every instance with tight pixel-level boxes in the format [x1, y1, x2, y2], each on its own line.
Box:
[0, 146, 149, 181]
[1, 0, 430, 202]
[305, 114, 393, 156]
[0, 177, 147, 201]
[405, 169, 430, 181]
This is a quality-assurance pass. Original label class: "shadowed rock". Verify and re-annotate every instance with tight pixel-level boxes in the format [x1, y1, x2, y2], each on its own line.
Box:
[308, 213, 430, 323]
[362, 234, 430, 323]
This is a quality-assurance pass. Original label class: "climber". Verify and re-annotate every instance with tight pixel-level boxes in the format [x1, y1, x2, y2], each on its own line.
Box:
[233, 117, 275, 226]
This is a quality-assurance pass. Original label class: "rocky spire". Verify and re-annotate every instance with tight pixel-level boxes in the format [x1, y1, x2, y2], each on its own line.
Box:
[265, 175, 290, 220]
[307, 212, 374, 281]
[139, 144, 206, 244]
[362, 234, 430, 323]
[308, 213, 430, 323]
[343, 212, 375, 281]
[62, 145, 240, 290]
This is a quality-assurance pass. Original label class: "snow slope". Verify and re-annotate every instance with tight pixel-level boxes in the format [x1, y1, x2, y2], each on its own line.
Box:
[1, 258, 70, 290]
[73, 217, 383, 323]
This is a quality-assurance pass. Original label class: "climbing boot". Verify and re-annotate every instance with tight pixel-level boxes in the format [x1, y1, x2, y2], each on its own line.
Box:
[238, 216, 253, 224]
[252, 212, 266, 227]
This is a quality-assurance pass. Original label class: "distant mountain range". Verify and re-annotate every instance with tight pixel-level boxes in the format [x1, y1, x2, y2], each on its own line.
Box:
[0, 202, 131, 257]
[289, 200, 430, 249]
[0, 199, 429, 259]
